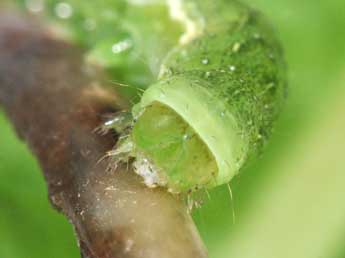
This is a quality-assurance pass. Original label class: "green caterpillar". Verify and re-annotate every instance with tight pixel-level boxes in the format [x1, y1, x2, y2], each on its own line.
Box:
[22, 0, 286, 193]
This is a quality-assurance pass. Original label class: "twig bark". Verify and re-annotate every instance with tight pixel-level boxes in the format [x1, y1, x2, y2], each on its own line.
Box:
[0, 11, 208, 258]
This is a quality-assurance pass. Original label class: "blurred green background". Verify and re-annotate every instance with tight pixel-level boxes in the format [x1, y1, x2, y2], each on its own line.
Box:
[1, 0, 345, 258]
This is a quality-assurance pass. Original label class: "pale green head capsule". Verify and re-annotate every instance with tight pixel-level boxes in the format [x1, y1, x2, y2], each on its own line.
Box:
[27, 0, 287, 193]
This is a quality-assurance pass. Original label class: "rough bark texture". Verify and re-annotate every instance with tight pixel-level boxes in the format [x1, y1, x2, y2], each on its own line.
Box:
[0, 11, 208, 258]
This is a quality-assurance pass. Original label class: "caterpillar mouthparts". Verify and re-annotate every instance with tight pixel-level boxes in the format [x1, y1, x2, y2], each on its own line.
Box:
[33, 0, 287, 193]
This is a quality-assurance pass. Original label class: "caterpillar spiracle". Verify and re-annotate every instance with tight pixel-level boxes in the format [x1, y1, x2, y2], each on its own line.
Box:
[25, 0, 287, 193]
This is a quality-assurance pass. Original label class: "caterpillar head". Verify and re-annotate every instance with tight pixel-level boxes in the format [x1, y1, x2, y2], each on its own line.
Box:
[34, 0, 287, 193]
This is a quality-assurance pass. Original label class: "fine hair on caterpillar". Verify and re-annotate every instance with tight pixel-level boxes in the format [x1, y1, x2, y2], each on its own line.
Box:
[31, 0, 287, 194]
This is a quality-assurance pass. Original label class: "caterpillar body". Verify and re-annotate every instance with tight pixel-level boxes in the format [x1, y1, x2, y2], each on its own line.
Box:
[25, 0, 287, 193]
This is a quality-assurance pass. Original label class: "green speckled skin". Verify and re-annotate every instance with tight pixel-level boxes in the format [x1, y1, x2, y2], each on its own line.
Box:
[22, 0, 286, 192]
[162, 2, 287, 158]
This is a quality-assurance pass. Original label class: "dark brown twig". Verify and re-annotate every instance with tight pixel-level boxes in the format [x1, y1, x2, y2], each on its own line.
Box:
[0, 11, 208, 258]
